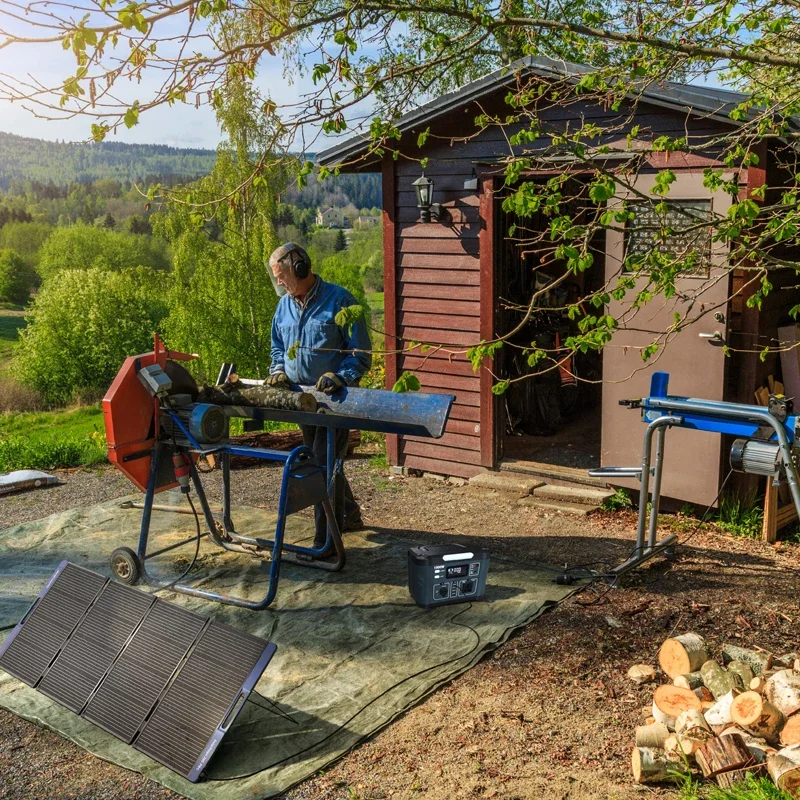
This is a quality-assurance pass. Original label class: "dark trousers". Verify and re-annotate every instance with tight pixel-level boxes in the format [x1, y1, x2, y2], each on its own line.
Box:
[300, 425, 360, 545]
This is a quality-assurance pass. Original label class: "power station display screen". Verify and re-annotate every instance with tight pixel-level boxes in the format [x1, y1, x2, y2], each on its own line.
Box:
[446, 565, 468, 578]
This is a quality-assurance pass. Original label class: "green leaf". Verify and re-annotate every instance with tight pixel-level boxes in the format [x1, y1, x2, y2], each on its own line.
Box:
[287, 340, 300, 360]
[123, 104, 140, 129]
[392, 371, 421, 393]
[491, 380, 510, 395]
[334, 304, 364, 335]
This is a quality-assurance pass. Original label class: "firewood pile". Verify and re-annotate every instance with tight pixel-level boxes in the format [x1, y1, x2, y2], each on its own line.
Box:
[629, 632, 800, 795]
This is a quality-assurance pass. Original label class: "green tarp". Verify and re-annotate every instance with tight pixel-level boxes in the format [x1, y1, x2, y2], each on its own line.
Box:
[0, 495, 576, 799]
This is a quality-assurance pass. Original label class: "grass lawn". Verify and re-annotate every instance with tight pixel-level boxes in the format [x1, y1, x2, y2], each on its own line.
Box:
[0, 309, 26, 380]
[0, 405, 105, 442]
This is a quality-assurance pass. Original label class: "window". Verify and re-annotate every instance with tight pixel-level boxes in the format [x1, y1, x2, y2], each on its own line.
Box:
[625, 199, 713, 277]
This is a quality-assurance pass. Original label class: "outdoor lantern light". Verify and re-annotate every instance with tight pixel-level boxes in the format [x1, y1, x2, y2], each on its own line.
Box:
[412, 173, 443, 223]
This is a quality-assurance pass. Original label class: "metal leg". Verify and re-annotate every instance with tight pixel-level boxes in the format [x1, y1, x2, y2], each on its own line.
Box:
[609, 415, 681, 581]
[137, 442, 162, 561]
[222, 450, 234, 535]
[648, 424, 667, 549]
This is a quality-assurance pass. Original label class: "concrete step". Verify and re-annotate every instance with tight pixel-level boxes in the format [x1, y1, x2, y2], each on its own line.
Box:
[468, 472, 545, 498]
[500, 458, 609, 489]
[532, 483, 615, 507]
[517, 497, 598, 516]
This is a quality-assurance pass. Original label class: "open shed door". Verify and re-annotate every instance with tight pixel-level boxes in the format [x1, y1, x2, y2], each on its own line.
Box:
[602, 172, 734, 506]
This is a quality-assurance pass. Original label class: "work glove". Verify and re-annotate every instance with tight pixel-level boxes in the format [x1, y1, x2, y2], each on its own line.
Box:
[315, 372, 345, 395]
[266, 371, 290, 388]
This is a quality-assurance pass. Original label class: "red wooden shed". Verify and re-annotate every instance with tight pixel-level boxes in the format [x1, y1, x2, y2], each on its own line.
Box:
[317, 57, 800, 507]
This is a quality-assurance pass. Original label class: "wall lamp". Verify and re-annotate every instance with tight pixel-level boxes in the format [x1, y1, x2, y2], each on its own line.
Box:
[412, 173, 444, 223]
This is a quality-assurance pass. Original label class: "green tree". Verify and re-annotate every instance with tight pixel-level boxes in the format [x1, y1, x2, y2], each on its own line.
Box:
[154, 74, 291, 381]
[38, 225, 169, 280]
[126, 215, 152, 236]
[334, 228, 347, 252]
[99, 212, 116, 229]
[0, 249, 32, 305]
[15, 267, 168, 404]
[0, 221, 52, 275]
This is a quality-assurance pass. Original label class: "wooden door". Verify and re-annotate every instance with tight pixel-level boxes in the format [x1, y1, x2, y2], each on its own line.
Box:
[602, 172, 735, 506]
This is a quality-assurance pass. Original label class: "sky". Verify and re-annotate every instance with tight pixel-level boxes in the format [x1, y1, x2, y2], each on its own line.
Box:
[0, 19, 348, 152]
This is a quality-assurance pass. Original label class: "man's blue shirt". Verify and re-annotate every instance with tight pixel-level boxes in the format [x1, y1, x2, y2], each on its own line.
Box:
[269, 277, 372, 386]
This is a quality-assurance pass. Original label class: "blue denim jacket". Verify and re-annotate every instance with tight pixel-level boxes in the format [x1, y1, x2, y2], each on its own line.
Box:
[269, 277, 372, 386]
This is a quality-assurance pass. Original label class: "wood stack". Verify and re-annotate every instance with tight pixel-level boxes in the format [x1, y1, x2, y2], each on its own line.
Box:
[630, 631, 800, 795]
[224, 429, 362, 469]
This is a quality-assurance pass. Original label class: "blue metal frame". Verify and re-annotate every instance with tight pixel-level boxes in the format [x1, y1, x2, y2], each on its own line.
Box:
[132, 412, 345, 610]
[590, 371, 800, 579]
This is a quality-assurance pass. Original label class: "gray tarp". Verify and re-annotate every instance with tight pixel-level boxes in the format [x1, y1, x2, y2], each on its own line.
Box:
[0, 495, 577, 799]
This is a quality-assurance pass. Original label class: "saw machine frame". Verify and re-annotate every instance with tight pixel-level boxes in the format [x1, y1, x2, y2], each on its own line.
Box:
[103, 335, 455, 610]
[590, 371, 800, 579]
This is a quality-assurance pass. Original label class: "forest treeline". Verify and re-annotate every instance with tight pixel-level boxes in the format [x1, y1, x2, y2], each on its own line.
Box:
[0, 132, 381, 209]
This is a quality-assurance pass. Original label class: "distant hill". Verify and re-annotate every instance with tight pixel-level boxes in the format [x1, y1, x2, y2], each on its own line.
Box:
[0, 131, 382, 208]
[0, 131, 218, 189]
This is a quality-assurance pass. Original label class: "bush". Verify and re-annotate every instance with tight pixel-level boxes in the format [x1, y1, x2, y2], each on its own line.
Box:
[38, 225, 170, 280]
[14, 267, 169, 404]
[0, 248, 33, 305]
[0, 378, 45, 412]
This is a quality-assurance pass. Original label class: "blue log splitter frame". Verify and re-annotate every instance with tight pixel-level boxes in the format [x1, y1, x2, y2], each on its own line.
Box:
[132, 384, 455, 610]
[589, 371, 800, 579]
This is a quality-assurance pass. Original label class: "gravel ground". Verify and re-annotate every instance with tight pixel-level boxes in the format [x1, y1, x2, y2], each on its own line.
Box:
[2, 455, 800, 800]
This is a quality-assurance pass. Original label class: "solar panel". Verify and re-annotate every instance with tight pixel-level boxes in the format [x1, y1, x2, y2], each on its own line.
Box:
[0, 562, 276, 782]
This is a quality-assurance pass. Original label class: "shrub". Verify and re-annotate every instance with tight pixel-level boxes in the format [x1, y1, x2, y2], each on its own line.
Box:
[38, 225, 170, 281]
[0, 248, 33, 305]
[0, 378, 45, 412]
[14, 267, 169, 404]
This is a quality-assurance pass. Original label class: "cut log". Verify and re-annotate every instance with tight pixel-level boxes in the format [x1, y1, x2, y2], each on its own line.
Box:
[750, 677, 767, 694]
[765, 670, 800, 718]
[675, 708, 713, 740]
[727, 660, 755, 689]
[780, 714, 800, 747]
[196, 381, 318, 412]
[715, 763, 767, 789]
[705, 690, 738, 730]
[696, 734, 755, 778]
[767, 745, 800, 795]
[701, 660, 740, 700]
[659, 633, 710, 679]
[665, 734, 704, 759]
[730, 691, 784, 743]
[631, 747, 687, 784]
[722, 644, 773, 676]
[653, 685, 703, 730]
[635, 723, 669, 749]
[720, 725, 771, 763]
[674, 672, 704, 690]
[628, 664, 657, 685]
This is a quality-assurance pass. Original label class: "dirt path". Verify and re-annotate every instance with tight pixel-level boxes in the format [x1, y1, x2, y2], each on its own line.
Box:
[2, 456, 800, 800]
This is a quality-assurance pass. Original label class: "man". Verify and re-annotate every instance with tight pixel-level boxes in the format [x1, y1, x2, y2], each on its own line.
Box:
[266, 242, 372, 554]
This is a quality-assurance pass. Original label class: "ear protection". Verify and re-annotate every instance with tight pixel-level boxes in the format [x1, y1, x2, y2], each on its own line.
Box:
[279, 242, 311, 280]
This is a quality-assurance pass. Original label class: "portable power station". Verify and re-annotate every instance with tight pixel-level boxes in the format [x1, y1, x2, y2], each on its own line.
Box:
[408, 544, 490, 609]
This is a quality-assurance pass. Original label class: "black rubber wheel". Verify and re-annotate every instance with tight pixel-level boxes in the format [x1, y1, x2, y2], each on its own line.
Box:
[111, 547, 141, 585]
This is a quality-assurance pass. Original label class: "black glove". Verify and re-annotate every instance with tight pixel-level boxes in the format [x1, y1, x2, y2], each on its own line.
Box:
[266, 371, 290, 388]
[315, 372, 345, 394]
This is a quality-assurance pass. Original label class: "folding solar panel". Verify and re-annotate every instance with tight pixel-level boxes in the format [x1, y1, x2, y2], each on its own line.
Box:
[0, 562, 277, 782]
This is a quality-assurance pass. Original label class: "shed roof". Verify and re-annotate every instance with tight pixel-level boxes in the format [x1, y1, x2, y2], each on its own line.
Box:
[317, 56, 753, 169]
